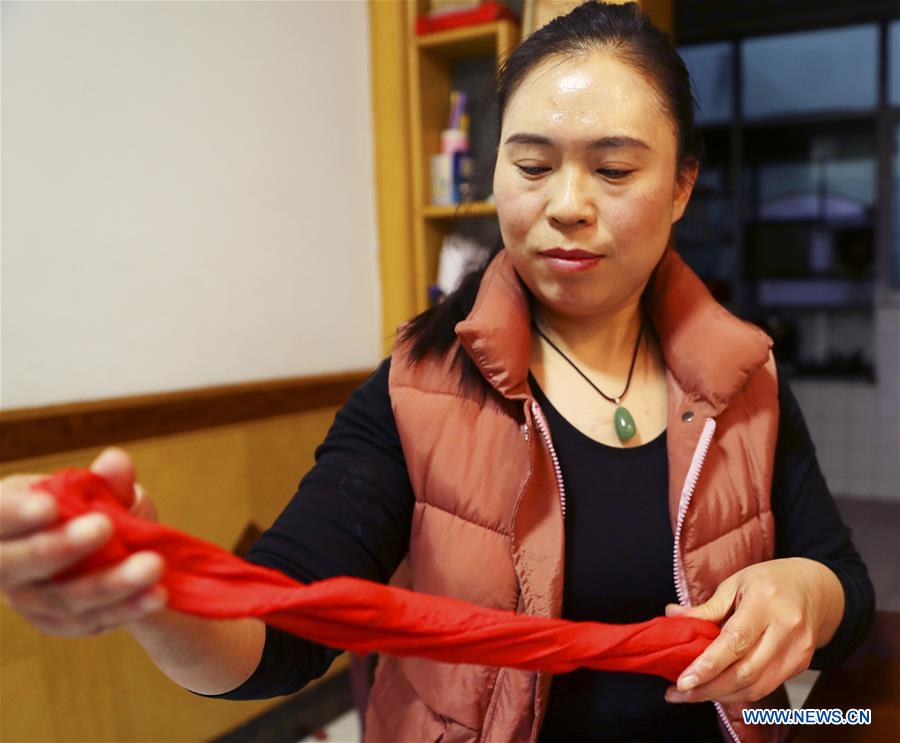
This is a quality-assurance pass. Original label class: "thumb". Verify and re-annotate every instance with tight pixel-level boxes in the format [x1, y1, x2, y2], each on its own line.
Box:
[665, 603, 691, 617]
[90, 447, 136, 508]
[665, 577, 738, 625]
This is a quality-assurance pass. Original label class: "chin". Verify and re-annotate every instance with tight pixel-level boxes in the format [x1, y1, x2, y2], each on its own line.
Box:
[535, 282, 609, 317]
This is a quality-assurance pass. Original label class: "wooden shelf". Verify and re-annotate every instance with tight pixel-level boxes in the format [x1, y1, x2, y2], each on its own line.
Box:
[415, 21, 515, 58]
[421, 201, 497, 219]
[405, 7, 519, 316]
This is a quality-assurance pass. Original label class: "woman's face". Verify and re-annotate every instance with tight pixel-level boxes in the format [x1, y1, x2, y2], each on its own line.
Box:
[493, 51, 696, 320]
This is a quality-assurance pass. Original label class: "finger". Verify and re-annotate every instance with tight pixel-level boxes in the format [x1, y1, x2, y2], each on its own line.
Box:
[23, 586, 168, 638]
[0, 477, 57, 539]
[710, 628, 815, 705]
[666, 574, 739, 624]
[675, 602, 768, 692]
[79, 586, 168, 635]
[90, 447, 136, 508]
[667, 628, 772, 704]
[61, 551, 163, 613]
[7, 551, 163, 615]
[0, 513, 112, 589]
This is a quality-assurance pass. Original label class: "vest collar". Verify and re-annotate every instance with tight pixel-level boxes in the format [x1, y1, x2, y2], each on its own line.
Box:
[455, 248, 773, 415]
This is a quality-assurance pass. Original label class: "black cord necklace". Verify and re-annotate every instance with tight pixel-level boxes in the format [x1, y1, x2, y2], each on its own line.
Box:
[531, 317, 643, 443]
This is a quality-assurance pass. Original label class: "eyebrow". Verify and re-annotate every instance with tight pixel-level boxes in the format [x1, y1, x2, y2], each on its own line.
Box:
[503, 133, 651, 151]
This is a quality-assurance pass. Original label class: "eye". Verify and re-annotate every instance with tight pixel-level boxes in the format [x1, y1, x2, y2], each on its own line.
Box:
[514, 164, 632, 179]
[597, 168, 633, 180]
[516, 164, 550, 177]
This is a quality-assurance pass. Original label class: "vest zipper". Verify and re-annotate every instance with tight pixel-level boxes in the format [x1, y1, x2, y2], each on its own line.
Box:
[530, 404, 738, 739]
[530, 400, 566, 520]
[671, 417, 740, 743]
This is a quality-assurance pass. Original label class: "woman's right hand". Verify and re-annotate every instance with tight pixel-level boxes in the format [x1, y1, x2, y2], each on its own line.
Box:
[0, 447, 168, 637]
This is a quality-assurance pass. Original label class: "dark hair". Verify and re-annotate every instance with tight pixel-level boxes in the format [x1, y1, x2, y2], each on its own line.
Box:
[398, 1, 702, 400]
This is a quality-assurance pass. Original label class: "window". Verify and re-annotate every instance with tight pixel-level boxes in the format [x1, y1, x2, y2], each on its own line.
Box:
[893, 123, 900, 289]
[679, 42, 732, 124]
[890, 20, 900, 107]
[743, 122, 876, 283]
[742, 25, 879, 119]
[674, 20, 897, 379]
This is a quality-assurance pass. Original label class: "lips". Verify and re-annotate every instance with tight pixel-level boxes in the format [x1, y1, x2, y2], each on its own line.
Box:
[539, 248, 606, 274]
[540, 248, 602, 259]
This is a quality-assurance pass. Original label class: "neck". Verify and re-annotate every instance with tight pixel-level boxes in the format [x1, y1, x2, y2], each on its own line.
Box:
[533, 298, 647, 375]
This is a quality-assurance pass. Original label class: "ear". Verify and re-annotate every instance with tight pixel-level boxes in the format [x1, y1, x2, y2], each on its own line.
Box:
[671, 160, 699, 224]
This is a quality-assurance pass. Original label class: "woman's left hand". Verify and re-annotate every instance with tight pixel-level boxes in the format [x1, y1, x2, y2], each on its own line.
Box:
[663, 557, 845, 704]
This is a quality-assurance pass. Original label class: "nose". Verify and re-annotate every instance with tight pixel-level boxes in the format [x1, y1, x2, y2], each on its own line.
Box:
[545, 166, 596, 227]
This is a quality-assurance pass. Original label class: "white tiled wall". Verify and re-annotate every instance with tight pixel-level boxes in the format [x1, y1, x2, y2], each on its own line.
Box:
[791, 304, 900, 500]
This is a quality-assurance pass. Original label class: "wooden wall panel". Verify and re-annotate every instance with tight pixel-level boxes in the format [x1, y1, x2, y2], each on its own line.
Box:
[240, 409, 339, 529]
[0, 371, 367, 463]
[0, 405, 348, 743]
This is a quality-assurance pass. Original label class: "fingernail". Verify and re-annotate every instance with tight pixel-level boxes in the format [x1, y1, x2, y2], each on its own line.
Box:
[122, 553, 160, 584]
[666, 690, 686, 703]
[678, 674, 699, 691]
[66, 514, 109, 544]
[19, 495, 56, 523]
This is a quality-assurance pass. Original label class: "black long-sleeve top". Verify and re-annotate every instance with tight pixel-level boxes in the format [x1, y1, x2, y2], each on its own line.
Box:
[211, 356, 875, 740]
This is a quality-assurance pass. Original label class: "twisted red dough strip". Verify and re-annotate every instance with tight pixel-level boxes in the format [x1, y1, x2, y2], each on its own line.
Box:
[34, 468, 719, 681]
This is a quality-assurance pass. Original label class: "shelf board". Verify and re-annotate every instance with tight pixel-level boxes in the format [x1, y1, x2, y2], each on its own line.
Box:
[422, 202, 497, 219]
[415, 20, 513, 58]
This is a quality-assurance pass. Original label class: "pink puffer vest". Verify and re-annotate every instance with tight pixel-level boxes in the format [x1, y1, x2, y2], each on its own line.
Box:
[365, 248, 788, 743]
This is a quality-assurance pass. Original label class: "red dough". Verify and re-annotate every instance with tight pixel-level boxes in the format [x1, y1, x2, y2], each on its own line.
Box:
[34, 468, 719, 682]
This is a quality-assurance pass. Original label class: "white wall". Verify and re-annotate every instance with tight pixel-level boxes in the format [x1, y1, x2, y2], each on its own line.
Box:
[1, 0, 381, 410]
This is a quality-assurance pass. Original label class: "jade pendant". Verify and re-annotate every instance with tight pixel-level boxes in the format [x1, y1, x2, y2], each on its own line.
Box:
[614, 405, 637, 443]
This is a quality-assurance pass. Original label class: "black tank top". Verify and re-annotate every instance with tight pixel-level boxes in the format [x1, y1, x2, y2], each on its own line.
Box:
[529, 371, 722, 742]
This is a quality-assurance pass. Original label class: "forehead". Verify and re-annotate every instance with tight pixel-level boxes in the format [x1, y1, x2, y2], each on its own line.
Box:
[502, 51, 672, 146]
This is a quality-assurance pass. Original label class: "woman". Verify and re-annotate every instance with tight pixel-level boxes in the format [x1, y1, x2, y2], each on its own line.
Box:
[0, 3, 874, 742]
